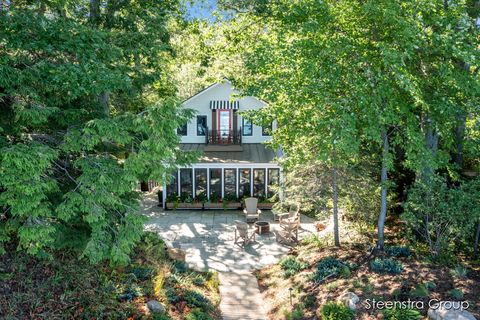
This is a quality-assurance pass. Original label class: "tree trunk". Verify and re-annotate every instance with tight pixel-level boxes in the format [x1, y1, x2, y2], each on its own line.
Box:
[421, 116, 439, 184]
[98, 91, 110, 117]
[89, 0, 100, 25]
[332, 165, 340, 247]
[377, 129, 389, 250]
[474, 219, 480, 259]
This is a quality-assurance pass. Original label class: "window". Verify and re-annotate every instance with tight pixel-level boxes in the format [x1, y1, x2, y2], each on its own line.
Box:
[180, 169, 193, 197]
[267, 168, 280, 197]
[224, 169, 236, 198]
[209, 169, 222, 200]
[195, 169, 207, 197]
[177, 123, 187, 136]
[242, 118, 253, 136]
[253, 169, 266, 197]
[197, 115, 207, 136]
[166, 173, 178, 196]
[262, 122, 273, 136]
[238, 168, 251, 198]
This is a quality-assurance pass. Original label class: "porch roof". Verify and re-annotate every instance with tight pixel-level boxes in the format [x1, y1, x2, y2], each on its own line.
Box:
[180, 143, 278, 164]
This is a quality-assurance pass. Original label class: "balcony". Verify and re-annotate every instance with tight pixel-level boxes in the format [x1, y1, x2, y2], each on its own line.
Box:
[205, 129, 242, 146]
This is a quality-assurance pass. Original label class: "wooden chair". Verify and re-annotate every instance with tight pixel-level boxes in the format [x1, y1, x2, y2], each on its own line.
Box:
[243, 197, 261, 222]
[274, 203, 299, 222]
[279, 204, 300, 241]
[234, 220, 256, 247]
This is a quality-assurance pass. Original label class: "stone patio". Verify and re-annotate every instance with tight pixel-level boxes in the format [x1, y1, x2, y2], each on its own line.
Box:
[141, 192, 319, 273]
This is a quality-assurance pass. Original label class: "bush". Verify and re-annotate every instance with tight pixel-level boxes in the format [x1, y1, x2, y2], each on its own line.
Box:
[409, 284, 429, 298]
[449, 288, 464, 299]
[311, 257, 350, 283]
[130, 265, 155, 281]
[279, 256, 309, 278]
[183, 290, 212, 309]
[320, 302, 355, 320]
[370, 258, 403, 274]
[284, 305, 305, 320]
[383, 307, 422, 320]
[385, 246, 411, 257]
[185, 308, 213, 320]
[302, 294, 316, 308]
[450, 265, 468, 278]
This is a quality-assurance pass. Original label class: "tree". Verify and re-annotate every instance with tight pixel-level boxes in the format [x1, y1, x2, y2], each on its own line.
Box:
[0, 1, 196, 263]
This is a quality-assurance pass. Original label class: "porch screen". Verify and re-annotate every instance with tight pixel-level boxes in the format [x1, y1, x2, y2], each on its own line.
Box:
[180, 168, 193, 197]
[253, 169, 266, 197]
[195, 169, 207, 197]
[209, 169, 221, 199]
[224, 169, 236, 198]
[238, 168, 251, 198]
[267, 168, 280, 197]
[166, 173, 178, 196]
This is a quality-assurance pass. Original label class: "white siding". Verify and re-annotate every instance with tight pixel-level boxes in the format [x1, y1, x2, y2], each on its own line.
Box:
[180, 81, 274, 144]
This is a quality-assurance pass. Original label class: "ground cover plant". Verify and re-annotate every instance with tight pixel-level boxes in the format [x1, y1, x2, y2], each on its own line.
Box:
[0, 232, 220, 319]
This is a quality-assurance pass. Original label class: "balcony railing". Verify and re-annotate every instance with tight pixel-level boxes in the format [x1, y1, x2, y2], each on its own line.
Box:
[206, 128, 242, 145]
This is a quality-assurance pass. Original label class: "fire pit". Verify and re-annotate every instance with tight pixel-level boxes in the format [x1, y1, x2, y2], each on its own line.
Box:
[255, 221, 270, 234]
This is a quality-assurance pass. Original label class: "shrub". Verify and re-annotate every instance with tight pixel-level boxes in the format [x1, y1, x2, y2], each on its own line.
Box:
[302, 294, 316, 308]
[192, 275, 206, 286]
[409, 284, 429, 298]
[185, 308, 213, 320]
[385, 246, 411, 258]
[449, 288, 464, 299]
[279, 256, 309, 278]
[311, 257, 350, 283]
[370, 258, 403, 274]
[183, 290, 212, 309]
[165, 287, 180, 304]
[152, 314, 171, 320]
[424, 281, 436, 290]
[320, 302, 355, 320]
[450, 265, 468, 278]
[172, 261, 188, 274]
[130, 265, 154, 281]
[284, 305, 305, 320]
[383, 307, 422, 320]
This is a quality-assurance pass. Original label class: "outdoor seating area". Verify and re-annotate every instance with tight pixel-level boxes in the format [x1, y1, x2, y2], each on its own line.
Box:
[141, 193, 318, 272]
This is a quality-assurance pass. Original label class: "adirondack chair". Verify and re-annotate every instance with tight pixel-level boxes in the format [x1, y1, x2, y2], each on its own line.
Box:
[243, 197, 261, 222]
[234, 220, 256, 247]
[278, 204, 300, 241]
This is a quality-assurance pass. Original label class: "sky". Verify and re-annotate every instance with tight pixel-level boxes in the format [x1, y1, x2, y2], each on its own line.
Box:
[184, 0, 217, 21]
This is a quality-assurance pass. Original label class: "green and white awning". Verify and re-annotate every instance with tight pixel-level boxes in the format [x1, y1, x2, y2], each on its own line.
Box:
[209, 100, 240, 110]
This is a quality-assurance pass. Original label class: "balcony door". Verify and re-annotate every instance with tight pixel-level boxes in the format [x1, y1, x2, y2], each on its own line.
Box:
[218, 109, 231, 143]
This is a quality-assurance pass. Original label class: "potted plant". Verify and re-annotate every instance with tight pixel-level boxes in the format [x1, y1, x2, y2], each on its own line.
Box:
[204, 192, 223, 209]
[165, 194, 180, 210]
[257, 195, 276, 210]
[176, 192, 203, 209]
[222, 193, 242, 210]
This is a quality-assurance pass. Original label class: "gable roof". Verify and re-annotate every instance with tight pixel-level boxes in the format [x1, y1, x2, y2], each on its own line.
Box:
[181, 78, 267, 106]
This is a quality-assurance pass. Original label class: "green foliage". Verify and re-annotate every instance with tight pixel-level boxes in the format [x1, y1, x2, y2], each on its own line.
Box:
[279, 256, 309, 278]
[449, 289, 464, 299]
[302, 294, 316, 308]
[185, 308, 213, 320]
[385, 246, 411, 258]
[382, 307, 422, 320]
[183, 290, 212, 310]
[0, 1, 197, 264]
[320, 302, 355, 320]
[403, 175, 479, 260]
[283, 305, 305, 320]
[311, 257, 350, 283]
[451, 265, 469, 278]
[409, 284, 430, 298]
[370, 258, 404, 274]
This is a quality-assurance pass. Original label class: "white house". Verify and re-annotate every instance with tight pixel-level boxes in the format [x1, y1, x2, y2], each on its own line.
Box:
[161, 79, 281, 208]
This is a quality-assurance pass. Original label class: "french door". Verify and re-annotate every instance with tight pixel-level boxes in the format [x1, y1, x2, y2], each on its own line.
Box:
[218, 109, 231, 143]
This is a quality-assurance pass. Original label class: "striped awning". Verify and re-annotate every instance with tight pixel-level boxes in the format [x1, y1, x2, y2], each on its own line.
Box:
[209, 100, 240, 110]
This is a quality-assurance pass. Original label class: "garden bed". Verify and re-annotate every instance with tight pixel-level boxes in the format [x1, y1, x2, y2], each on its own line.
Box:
[255, 238, 480, 320]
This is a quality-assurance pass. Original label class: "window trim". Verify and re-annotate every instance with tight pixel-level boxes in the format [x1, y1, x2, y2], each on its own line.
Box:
[196, 115, 207, 136]
[242, 117, 253, 136]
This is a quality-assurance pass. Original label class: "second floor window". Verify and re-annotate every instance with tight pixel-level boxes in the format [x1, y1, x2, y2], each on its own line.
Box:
[242, 118, 253, 136]
[262, 122, 273, 136]
[177, 123, 187, 136]
[197, 115, 207, 136]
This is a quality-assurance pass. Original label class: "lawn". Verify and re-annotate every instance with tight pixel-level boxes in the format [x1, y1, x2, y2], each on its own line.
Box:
[0, 232, 221, 320]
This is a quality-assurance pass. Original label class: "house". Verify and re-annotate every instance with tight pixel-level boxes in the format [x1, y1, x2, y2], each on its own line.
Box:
[161, 79, 281, 209]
